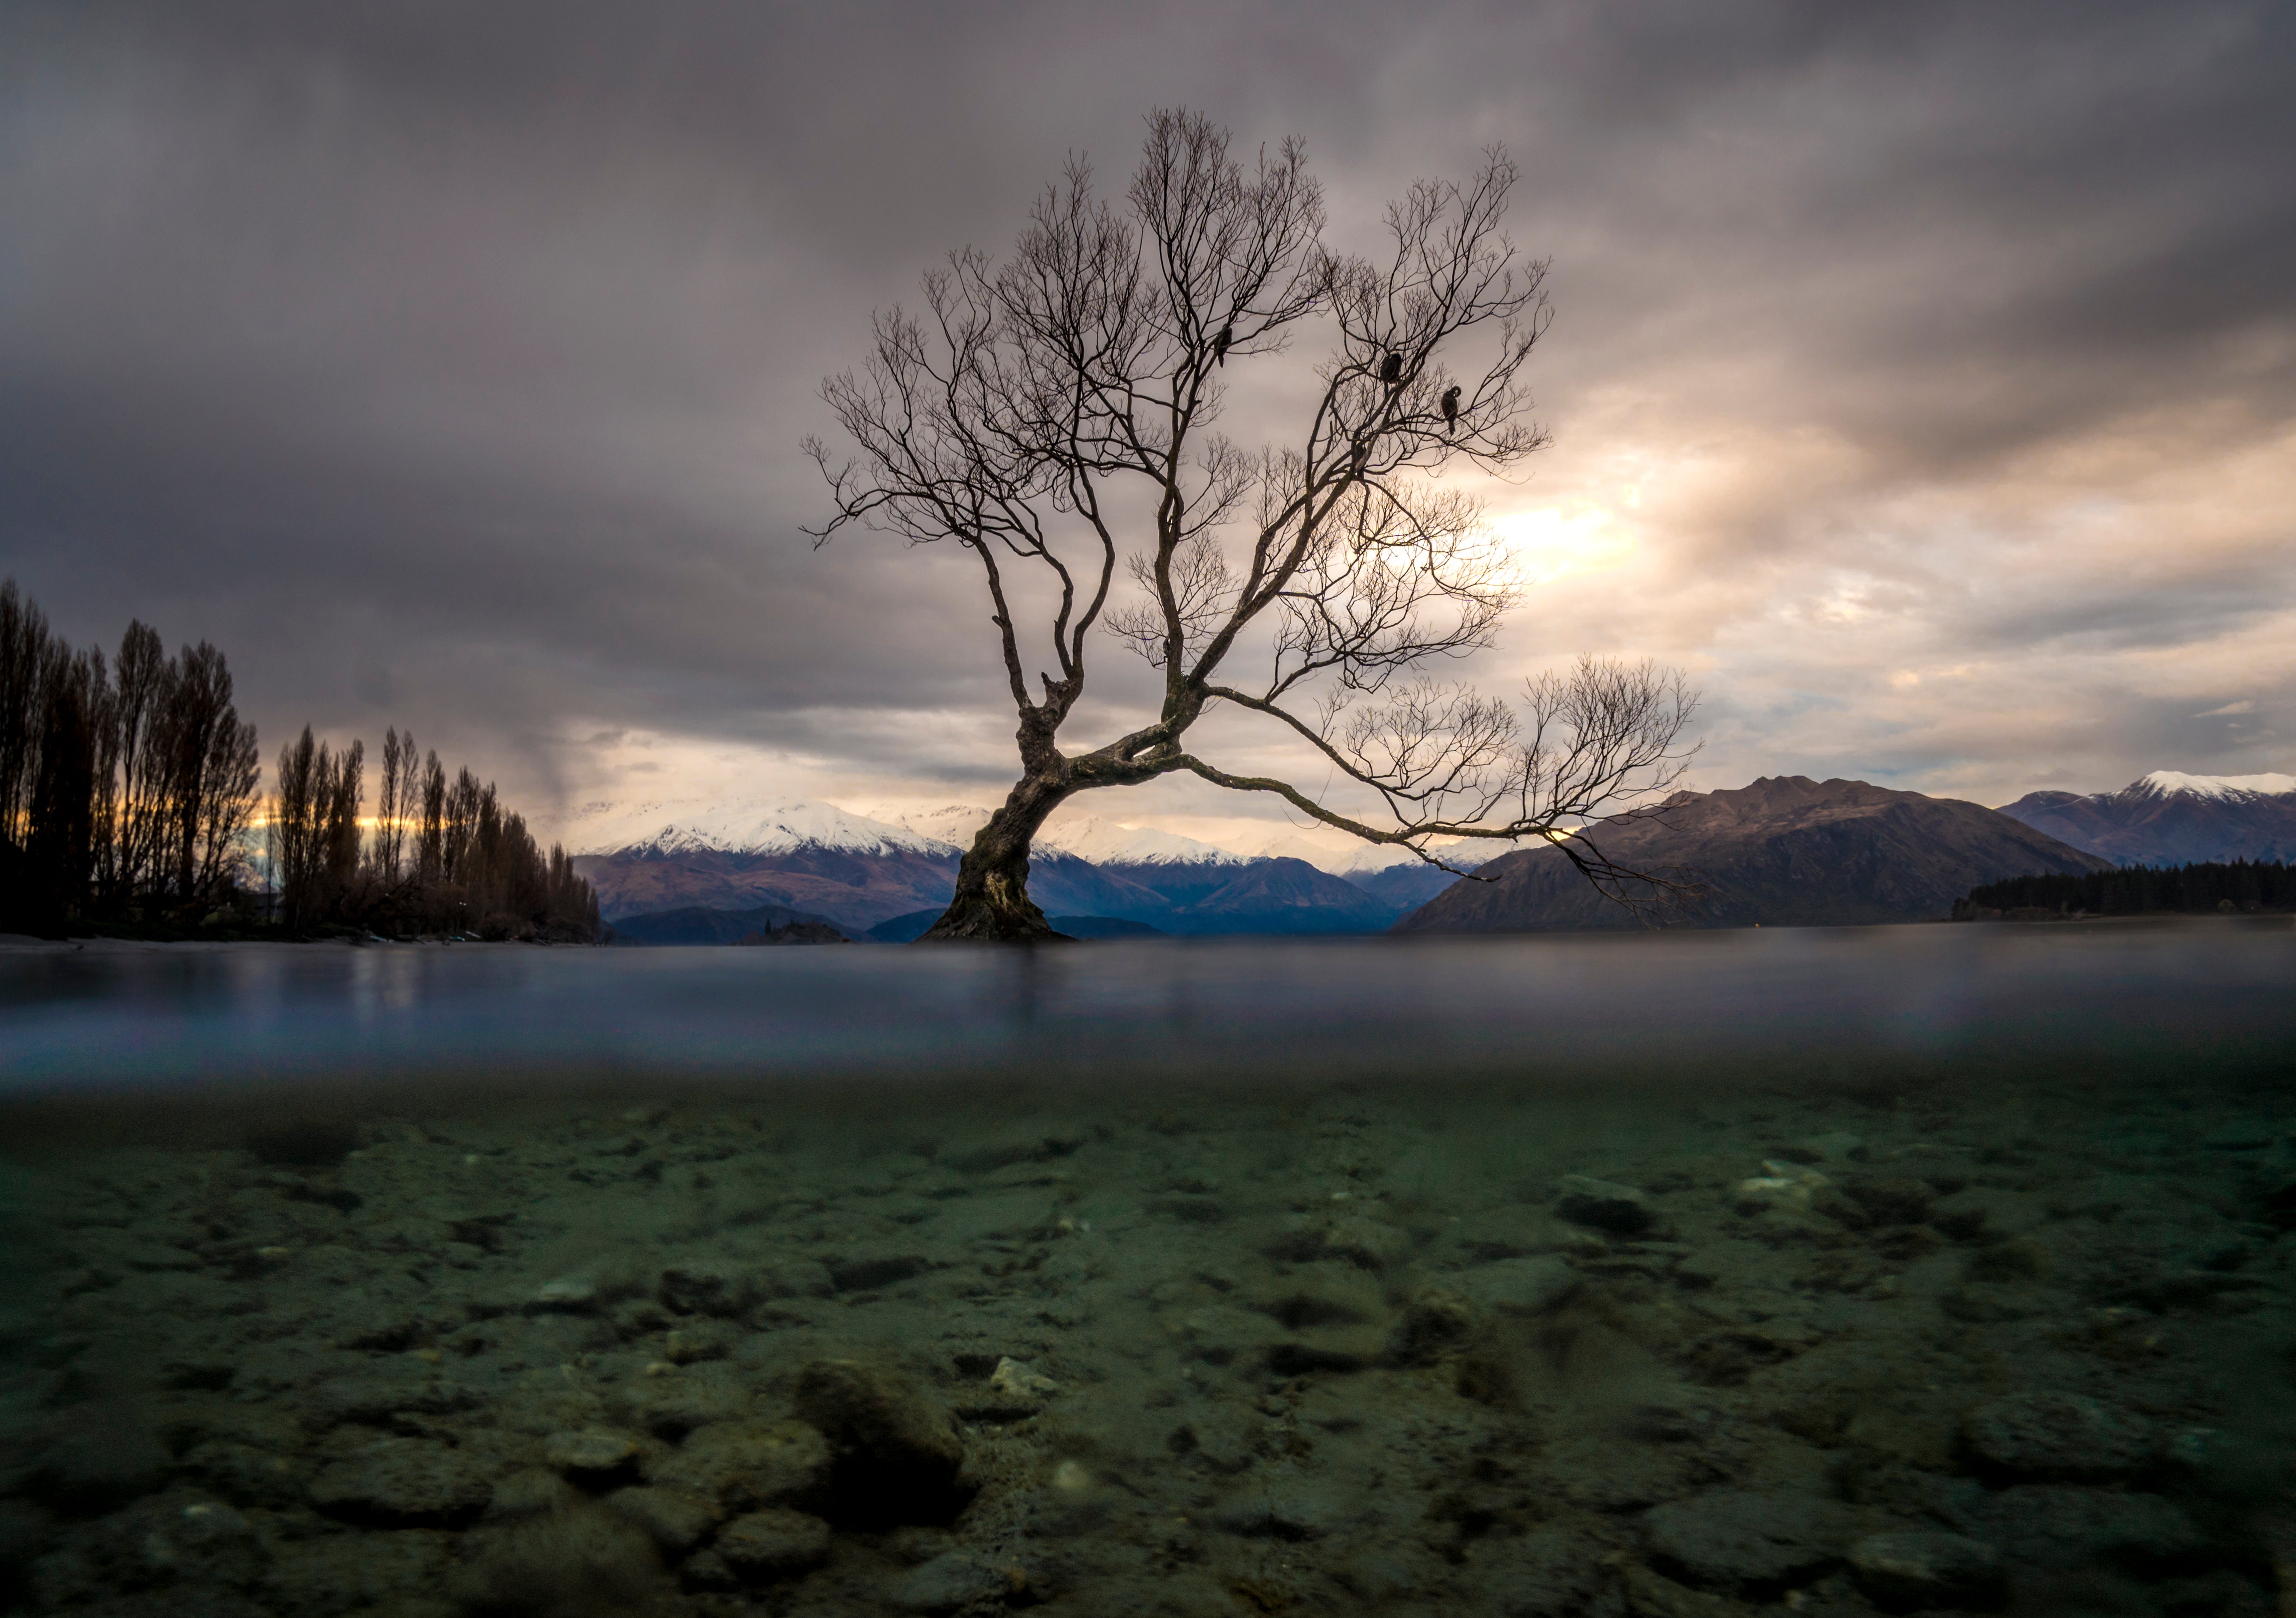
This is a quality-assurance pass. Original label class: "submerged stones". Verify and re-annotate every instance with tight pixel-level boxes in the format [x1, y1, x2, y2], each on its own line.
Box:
[1641, 1490, 1856, 1597]
[792, 1359, 969, 1526]
[1961, 1392, 2155, 1482]
[1555, 1175, 1656, 1236]
[714, 1506, 832, 1579]
[1849, 1530, 2008, 1612]
[308, 1436, 495, 1527]
[641, 1420, 829, 1513]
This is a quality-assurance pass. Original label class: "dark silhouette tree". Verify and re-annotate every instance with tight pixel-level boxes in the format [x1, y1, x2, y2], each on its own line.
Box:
[809, 110, 1695, 939]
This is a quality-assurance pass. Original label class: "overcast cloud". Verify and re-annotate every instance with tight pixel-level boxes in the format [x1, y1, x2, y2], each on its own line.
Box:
[3, 0, 2290, 843]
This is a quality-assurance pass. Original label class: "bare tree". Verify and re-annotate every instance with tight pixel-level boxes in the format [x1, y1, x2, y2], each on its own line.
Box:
[809, 110, 1695, 939]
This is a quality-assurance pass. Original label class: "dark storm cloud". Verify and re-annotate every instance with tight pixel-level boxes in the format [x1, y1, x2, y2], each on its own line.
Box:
[1, 0, 2290, 815]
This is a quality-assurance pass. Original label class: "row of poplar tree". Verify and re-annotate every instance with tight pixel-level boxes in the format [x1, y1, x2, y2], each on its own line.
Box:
[266, 724, 598, 939]
[0, 580, 597, 941]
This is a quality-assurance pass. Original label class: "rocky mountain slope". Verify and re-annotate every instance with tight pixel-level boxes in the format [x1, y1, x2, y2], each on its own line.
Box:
[1997, 770, 2296, 866]
[1395, 776, 2112, 933]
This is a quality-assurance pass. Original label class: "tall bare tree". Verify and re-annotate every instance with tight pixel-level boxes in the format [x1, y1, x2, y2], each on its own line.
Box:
[809, 111, 1695, 939]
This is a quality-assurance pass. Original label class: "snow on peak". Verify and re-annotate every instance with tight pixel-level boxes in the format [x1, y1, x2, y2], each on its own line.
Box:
[1037, 816, 1247, 866]
[890, 805, 994, 849]
[570, 797, 959, 858]
[2127, 770, 2296, 802]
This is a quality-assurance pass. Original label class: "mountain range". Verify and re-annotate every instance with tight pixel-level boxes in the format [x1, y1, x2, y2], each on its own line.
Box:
[567, 799, 1481, 938]
[569, 765, 2285, 942]
[1995, 771, 2296, 866]
[1395, 776, 2112, 934]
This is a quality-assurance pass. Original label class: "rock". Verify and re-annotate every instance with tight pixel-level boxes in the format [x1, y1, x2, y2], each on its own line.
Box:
[454, 1503, 662, 1614]
[308, 1436, 495, 1526]
[887, 1551, 1010, 1614]
[988, 1357, 1057, 1401]
[714, 1508, 832, 1579]
[306, 1369, 480, 1427]
[613, 1363, 753, 1436]
[604, 1485, 724, 1552]
[945, 1125, 1087, 1174]
[1840, 1176, 1935, 1226]
[1265, 1212, 1411, 1269]
[792, 1360, 969, 1526]
[825, 1253, 932, 1292]
[1735, 1163, 1829, 1214]
[659, 1260, 756, 1317]
[658, 1320, 741, 1365]
[1849, 1531, 2008, 1612]
[1801, 1131, 1865, 1162]
[528, 1275, 599, 1311]
[1642, 1490, 1855, 1597]
[642, 1421, 829, 1512]
[1555, 1175, 1655, 1236]
[1452, 1255, 1580, 1316]
[543, 1428, 641, 1477]
[1961, 1392, 2155, 1482]
[1983, 1485, 2203, 1570]
[487, 1467, 582, 1520]
[1387, 1288, 1473, 1364]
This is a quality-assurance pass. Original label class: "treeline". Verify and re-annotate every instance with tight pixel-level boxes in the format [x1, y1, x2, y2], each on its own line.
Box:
[1, 579, 597, 941]
[269, 724, 598, 941]
[1958, 861, 2296, 918]
[1, 580, 261, 932]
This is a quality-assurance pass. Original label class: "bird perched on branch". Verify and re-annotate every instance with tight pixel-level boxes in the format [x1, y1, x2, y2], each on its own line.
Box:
[1441, 385, 1461, 430]
[1380, 352, 1403, 385]
[1212, 322, 1233, 366]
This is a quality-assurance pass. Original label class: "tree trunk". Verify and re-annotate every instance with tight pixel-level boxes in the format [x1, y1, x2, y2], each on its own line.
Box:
[918, 773, 1071, 941]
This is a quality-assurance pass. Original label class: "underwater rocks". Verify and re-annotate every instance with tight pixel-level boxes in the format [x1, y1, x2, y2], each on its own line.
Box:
[713, 1505, 832, 1578]
[791, 1359, 970, 1526]
[308, 1435, 496, 1526]
[1848, 1530, 2008, 1611]
[1640, 1489, 1857, 1597]
[1960, 1391, 2157, 1482]
[1554, 1174, 1656, 1236]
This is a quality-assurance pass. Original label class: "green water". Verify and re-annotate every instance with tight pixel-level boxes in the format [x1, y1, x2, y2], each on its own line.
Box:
[2, 926, 2292, 1615]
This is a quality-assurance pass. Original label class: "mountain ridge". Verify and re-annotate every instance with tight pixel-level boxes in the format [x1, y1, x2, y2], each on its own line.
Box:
[1997, 771, 2296, 867]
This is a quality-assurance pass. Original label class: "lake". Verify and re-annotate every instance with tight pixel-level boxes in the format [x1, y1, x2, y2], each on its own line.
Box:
[2, 921, 2292, 1614]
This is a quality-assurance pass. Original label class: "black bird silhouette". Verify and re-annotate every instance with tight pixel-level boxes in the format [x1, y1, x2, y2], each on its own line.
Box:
[1213, 322, 1233, 366]
[1440, 385, 1461, 429]
[1380, 352, 1403, 385]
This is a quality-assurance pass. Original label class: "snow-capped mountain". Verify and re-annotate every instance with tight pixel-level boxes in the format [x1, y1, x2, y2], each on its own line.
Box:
[1037, 815, 1248, 867]
[1998, 770, 2296, 867]
[565, 797, 957, 859]
[2124, 770, 2296, 802]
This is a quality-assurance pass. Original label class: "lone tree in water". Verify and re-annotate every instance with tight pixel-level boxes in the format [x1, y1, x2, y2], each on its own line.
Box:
[808, 110, 1695, 940]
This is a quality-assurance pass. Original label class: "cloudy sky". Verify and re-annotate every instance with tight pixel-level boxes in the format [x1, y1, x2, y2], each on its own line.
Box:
[3, 0, 2290, 849]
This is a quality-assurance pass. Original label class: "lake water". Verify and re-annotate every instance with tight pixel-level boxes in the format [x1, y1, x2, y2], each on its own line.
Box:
[2, 922, 2292, 1615]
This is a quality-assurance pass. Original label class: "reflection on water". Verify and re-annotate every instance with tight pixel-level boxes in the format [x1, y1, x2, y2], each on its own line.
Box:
[0, 923, 2292, 1615]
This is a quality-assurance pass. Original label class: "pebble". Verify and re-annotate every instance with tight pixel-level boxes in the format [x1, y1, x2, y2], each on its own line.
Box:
[1983, 1485, 2202, 1570]
[1555, 1175, 1656, 1236]
[604, 1484, 723, 1551]
[792, 1359, 968, 1526]
[1641, 1489, 1856, 1596]
[1451, 1255, 1581, 1316]
[1848, 1530, 2008, 1612]
[1961, 1392, 2155, 1482]
[642, 1420, 829, 1512]
[308, 1436, 496, 1526]
[542, 1428, 640, 1476]
[887, 1550, 1010, 1614]
[714, 1507, 832, 1578]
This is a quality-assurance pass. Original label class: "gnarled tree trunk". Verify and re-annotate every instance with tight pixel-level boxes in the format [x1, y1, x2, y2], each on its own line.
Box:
[919, 772, 1071, 941]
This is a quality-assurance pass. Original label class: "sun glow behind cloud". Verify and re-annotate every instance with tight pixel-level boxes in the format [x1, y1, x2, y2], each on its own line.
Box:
[1488, 504, 1636, 589]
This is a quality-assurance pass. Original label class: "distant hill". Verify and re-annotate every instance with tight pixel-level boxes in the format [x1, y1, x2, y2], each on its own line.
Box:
[607, 902, 850, 945]
[1394, 776, 2113, 933]
[572, 795, 1477, 937]
[1997, 771, 2296, 866]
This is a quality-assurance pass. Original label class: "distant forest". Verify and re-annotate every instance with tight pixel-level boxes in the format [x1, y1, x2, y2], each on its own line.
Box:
[1, 580, 596, 941]
[1960, 861, 2295, 918]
